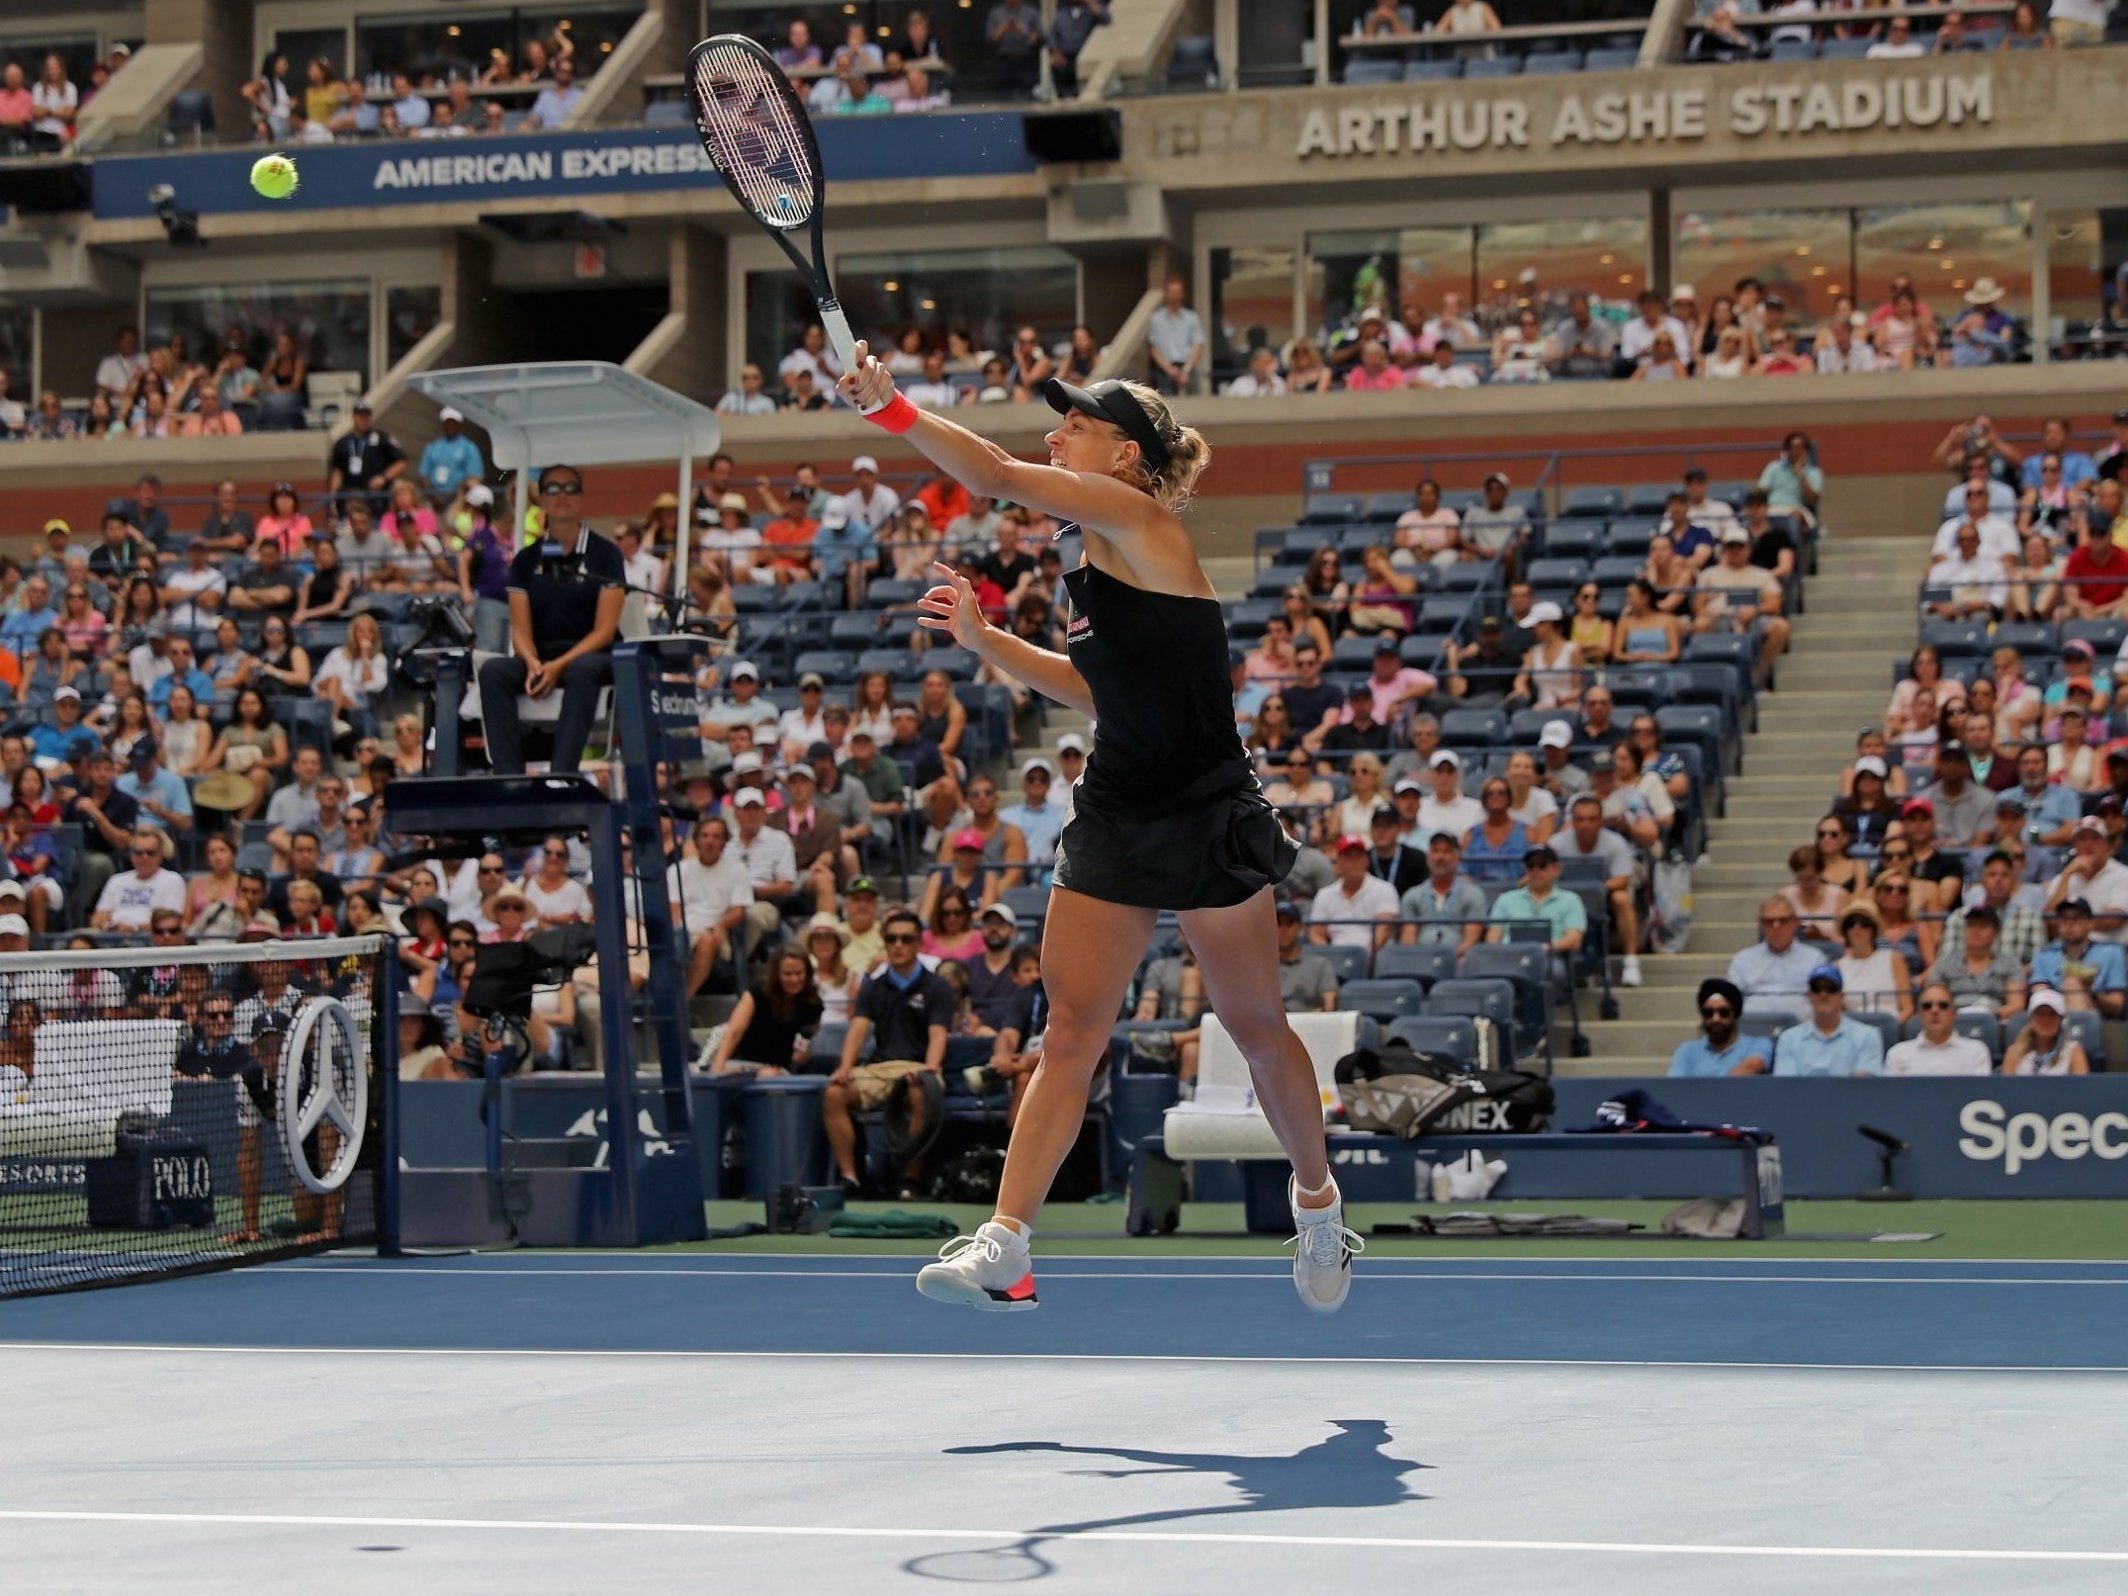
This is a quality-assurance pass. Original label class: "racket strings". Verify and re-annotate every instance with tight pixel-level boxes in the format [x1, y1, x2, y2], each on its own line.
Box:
[689, 45, 818, 227]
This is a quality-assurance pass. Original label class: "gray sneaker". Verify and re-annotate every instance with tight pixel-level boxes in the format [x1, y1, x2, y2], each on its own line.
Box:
[1285, 1179, 1362, 1313]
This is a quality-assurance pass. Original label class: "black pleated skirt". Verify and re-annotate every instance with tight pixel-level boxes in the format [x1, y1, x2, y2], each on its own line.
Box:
[1051, 776, 1299, 911]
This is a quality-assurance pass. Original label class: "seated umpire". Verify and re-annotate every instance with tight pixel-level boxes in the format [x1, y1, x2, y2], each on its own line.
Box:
[477, 463, 626, 775]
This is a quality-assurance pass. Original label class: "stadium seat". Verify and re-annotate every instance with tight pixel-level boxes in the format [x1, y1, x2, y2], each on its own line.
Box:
[2004, 1009, 2103, 1063]
[1519, 50, 1583, 74]
[792, 649, 855, 684]
[923, 646, 979, 679]
[1403, 57, 1462, 81]
[1168, 33, 1221, 90]
[1460, 943, 1551, 1041]
[1282, 528, 1331, 563]
[1424, 977, 1518, 1039]
[1439, 708, 1508, 748]
[1366, 491, 1415, 523]
[1705, 480, 1753, 512]
[866, 578, 924, 608]
[855, 648, 915, 679]
[1541, 524, 1601, 562]
[1919, 619, 1989, 659]
[1460, 56, 1523, 78]
[1338, 978, 1429, 1021]
[641, 99, 693, 127]
[1655, 704, 1731, 776]
[829, 614, 886, 648]
[1436, 563, 1491, 592]
[1374, 943, 1458, 986]
[1989, 621, 2057, 657]
[1819, 37, 1872, 58]
[2060, 619, 2128, 656]
[1302, 494, 1365, 526]
[1623, 484, 1674, 518]
[1561, 486, 1624, 521]
[1525, 557, 1589, 590]
[1342, 54, 1403, 86]
[1768, 38, 1818, 61]
[1402, 633, 1452, 668]
[1900, 1010, 2002, 1059]
[1583, 46, 1642, 72]
[1388, 1015, 1479, 1065]
[1322, 943, 1373, 985]
[999, 885, 1051, 929]
[1852, 1011, 1903, 1056]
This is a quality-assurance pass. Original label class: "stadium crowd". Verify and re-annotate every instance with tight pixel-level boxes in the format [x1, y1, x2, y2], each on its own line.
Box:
[1245, 270, 2036, 397]
[1678, 409, 2128, 1078]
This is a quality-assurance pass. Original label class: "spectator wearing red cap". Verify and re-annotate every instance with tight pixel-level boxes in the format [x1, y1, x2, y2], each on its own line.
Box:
[1306, 835, 1399, 952]
[936, 773, 1027, 892]
[1896, 796, 1965, 915]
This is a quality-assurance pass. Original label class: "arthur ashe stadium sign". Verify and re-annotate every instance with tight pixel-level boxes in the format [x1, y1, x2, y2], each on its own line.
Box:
[1295, 67, 1994, 157]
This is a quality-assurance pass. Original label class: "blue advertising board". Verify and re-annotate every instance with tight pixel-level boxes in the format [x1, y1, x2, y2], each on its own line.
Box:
[89, 114, 1037, 222]
[397, 1074, 2128, 1203]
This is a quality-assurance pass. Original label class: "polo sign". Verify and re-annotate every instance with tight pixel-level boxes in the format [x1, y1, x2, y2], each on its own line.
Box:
[1296, 69, 1993, 158]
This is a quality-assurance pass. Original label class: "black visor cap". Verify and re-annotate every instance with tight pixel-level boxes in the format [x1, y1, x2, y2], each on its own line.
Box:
[1042, 377, 1169, 476]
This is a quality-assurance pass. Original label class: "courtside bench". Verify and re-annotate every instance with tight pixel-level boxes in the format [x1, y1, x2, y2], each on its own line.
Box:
[1126, 1014, 1784, 1238]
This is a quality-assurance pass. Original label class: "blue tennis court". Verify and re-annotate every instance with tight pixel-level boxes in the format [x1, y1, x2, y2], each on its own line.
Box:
[4, 1251, 2124, 1592]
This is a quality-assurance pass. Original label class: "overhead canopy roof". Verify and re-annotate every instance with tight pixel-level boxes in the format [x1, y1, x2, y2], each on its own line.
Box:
[406, 361, 720, 473]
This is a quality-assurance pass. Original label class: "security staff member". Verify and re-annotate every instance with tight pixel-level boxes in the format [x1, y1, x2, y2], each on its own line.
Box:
[476, 463, 625, 776]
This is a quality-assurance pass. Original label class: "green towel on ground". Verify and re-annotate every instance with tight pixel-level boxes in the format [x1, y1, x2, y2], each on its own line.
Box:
[826, 1209, 963, 1239]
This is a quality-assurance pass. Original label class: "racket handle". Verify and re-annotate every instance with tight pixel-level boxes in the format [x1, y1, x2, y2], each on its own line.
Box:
[820, 301, 858, 372]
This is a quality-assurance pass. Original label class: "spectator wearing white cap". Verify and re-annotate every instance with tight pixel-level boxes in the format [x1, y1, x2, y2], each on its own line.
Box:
[1515, 601, 1581, 711]
[778, 673, 832, 766]
[835, 455, 901, 537]
[1309, 835, 1400, 952]
[1000, 757, 1064, 882]
[2002, 989, 2090, 1075]
[419, 407, 484, 505]
[1416, 749, 1484, 842]
[730, 784, 804, 946]
[1054, 732, 1088, 790]
[704, 662, 780, 742]
[1536, 719, 1591, 801]
[2044, 819, 2128, 943]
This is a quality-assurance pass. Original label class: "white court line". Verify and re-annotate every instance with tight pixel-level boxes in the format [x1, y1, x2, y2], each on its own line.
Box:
[0, 1508, 2121, 1565]
[291, 1250, 2128, 1266]
[257, 1264, 2128, 1287]
[3, 1342, 2121, 1375]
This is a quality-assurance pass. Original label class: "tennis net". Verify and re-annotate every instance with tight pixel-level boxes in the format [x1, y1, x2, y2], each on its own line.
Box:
[0, 934, 390, 1299]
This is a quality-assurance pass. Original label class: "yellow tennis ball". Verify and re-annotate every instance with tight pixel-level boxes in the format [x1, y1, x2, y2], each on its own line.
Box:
[250, 153, 299, 200]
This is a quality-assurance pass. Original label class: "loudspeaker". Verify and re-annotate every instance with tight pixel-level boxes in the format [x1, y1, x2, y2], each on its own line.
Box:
[1022, 109, 1123, 164]
[0, 161, 91, 214]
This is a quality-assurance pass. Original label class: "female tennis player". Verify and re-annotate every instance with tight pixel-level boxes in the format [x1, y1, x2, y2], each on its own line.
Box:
[837, 343, 1359, 1314]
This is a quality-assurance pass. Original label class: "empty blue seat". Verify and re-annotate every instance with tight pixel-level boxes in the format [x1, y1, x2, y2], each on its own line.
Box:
[1366, 491, 1415, 523]
[1623, 483, 1674, 517]
[1438, 708, 1508, 748]
[1590, 554, 1647, 588]
[855, 648, 915, 678]
[1342, 54, 1404, 86]
[1989, 622, 2057, 657]
[1561, 486, 1624, 521]
[1424, 977, 1518, 1035]
[1402, 57, 1462, 81]
[1519, 49, 1582, 74]
[1919, 619, 1990, 658]
[1283, 528, 1332, 561]
[922, 646, 979, 679]
[1705, 480, 1753, 512]
[1767, 38, 1818, 61]
[2060, 619, 2127, 656]
[1302, 493, 1365, 526]
[792, 649, 855, 684]
[1583, 46, 1641, 71]
[1338, 978, 1429, 1021]
[1374, 943, 1458, 986]
[1322, 943, 1373, 985]
[865, 578, 924, 608]
[1525, 557, 1589, 589]
[1819, 37, 1873, 59]
[1388, 1015, 1479, 1065]
[1541, 523, 1601, 562]
[1604, 521, 1656, 558]
[1460, 56, 1522, 78]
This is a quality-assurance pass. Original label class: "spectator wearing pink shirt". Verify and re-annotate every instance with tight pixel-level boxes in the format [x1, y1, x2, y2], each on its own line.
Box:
[1343, 340, 1408, 393]
[0, 64, 34, 149]
[1353, 638, 1438, 722]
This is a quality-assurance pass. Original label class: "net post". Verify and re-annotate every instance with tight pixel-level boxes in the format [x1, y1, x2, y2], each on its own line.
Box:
[378, 936, 403, 1258]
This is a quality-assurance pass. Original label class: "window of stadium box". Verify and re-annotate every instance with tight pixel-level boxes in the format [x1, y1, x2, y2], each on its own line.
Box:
[0, 303, 30, 394]
[1676, 202, 2036, 329]
[1295, 217, 1649, 346]
[339, 5, 638, 84]
[145, 281, 372, 391]
[743, 244, 1079, 384]
[1210, 245, 1298, 382]
[703, 1, 998, 96]
[386, 285, 443, 369]
[1323, 0, 1649, 78]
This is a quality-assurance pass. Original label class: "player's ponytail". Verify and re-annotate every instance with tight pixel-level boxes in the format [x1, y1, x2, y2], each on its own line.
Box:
[1112, 380, 1212, 515]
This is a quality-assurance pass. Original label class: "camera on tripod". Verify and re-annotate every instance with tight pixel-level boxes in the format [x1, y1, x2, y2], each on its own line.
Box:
[395, 595, 477, 688]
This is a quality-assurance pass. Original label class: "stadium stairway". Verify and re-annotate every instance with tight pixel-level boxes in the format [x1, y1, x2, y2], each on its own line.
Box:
[1566, 535, 1921, 1076]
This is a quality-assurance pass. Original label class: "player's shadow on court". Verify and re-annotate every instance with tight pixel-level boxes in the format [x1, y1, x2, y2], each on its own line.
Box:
[903, 1419, 1427, 1583]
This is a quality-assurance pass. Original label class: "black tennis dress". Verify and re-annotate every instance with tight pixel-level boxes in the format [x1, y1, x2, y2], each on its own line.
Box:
[1051, 559, 1298, 909]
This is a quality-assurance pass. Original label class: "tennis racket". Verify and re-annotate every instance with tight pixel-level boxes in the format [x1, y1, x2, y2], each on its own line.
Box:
[686, 34, 857, 372]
